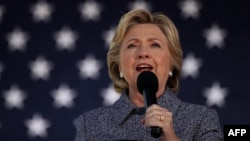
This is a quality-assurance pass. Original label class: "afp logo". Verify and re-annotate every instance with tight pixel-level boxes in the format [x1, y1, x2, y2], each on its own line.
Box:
[224, 125, 250, 140]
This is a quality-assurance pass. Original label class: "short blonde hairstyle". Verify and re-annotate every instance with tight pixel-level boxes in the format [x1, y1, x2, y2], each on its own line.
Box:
[107, 9, 183, 94]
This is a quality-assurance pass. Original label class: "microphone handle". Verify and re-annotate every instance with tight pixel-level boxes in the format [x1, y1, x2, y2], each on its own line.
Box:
[151, 126, 163, 138]
[143, 89, 163, 138]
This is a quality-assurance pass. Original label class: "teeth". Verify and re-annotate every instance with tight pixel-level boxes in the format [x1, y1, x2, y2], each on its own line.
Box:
[136, 64, 153, 71]
[137, 64, 151, 68]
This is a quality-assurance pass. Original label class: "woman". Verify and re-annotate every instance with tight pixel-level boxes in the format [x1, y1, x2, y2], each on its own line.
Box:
[74, 9, 223, 141]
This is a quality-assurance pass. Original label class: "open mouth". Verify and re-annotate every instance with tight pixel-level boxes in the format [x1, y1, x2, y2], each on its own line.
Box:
[136, 64, 153, 72]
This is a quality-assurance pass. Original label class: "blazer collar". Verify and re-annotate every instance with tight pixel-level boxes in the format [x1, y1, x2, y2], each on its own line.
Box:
[111, 88, 182, 126]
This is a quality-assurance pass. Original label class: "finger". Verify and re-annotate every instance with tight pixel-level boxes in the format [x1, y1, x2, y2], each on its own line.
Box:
[145, 107, 170, 120]
[144, 116, 164, 128]
[146, 104, 170, 115]
[146, 104, 162, 112]
[144, 111, 173, 127]
[144, 114, 172, 128]
[141, 118, 145, 125]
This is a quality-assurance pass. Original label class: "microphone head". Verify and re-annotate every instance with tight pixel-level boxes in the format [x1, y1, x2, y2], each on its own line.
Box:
[137, 71, 158, 95]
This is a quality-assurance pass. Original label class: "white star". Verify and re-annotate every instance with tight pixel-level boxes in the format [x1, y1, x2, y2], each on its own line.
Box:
[25, 113, 51, 138]
[102, 26, 115, 48]
[77, 55, 102, 79]
[30, 0, 53, 23]
[78, 0, 102, 22]
[100, 84, 121, 106]
[128, 0, 152, 11]
[0, 5, 5, 22]
[6, 27, 29, 52]
[179, 0, 201, 19]
[182, 53, 202, 78]
[0, 62, 3, 80]
[29, 56, 53, 80]
[203, 81, 228, 108]
[203, 23, 227, 49]
[54, 26, 78, 50]
[51, 83, 77, 108]
[2, 85, 27, 109]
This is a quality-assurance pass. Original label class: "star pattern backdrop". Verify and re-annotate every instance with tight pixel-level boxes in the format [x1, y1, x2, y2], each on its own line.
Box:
[0, 0, 249, 140]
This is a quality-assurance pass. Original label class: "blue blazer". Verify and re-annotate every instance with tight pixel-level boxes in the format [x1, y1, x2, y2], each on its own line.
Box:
[74, 88, 223, 141]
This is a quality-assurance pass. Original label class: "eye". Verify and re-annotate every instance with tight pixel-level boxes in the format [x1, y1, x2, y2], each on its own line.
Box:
[151, 43, 160, 48]
[128, 44, 136, 48]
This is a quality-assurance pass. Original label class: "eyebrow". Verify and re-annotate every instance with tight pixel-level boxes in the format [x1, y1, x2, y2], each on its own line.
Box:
[125, 37, 162, 43]
[125, 38, 139, 43]
[148, 38, 162, 42]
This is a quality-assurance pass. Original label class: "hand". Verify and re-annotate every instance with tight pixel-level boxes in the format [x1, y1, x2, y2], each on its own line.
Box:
[142, 104, 180, 141]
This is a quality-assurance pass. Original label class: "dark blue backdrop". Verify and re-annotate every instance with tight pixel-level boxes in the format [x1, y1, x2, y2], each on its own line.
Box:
[0, 0, 249, 140]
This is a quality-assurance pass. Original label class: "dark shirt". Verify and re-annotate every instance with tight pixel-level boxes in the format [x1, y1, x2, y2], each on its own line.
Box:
[74, 88, 223, 141]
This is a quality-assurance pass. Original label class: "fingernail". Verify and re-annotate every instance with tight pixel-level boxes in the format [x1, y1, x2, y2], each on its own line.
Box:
[141, 119, 145, 125]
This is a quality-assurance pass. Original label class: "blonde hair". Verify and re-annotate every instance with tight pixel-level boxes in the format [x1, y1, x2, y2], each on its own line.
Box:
[107, 9, 183, 94]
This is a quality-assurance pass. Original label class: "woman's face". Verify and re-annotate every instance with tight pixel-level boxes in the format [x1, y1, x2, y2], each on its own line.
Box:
[119, 24, 172, 95]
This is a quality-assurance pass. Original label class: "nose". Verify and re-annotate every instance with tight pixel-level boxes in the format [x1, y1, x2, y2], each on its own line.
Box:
[136, 46, 150, 59]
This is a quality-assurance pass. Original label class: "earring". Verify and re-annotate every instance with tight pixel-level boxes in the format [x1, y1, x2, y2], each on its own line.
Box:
[169, 71, 173, 77]
[119, 72, 123, 78]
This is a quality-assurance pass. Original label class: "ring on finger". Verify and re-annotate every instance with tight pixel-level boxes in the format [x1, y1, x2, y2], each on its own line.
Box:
[159, 115, 164, 121]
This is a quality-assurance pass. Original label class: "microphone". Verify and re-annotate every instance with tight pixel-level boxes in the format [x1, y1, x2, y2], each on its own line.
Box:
[137, 71, 163, 138]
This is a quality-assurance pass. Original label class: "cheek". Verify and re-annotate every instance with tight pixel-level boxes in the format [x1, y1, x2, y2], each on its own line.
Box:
[157, 54, 171, 72]
[119, 52, 134, 70]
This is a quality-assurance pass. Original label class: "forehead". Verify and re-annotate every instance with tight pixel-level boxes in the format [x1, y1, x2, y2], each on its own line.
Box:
[124, 24, 166, 40]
